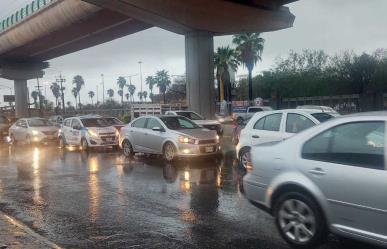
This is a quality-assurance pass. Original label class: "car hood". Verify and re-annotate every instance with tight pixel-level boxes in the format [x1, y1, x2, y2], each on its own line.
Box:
[175, 128, 217, 140]
[193, 120, 220, 126]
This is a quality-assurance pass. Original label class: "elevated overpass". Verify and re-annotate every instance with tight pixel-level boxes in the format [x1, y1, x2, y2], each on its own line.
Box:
[0, 0, 297, 117]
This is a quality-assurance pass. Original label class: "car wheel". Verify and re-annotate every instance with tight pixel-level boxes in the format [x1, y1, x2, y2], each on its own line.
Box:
[239, 147, 251, 169]
[122, 140, 134, 157]
[274, 192, 327, 249]
[163, 142, 176, 162]
[80, 138, 89, 151]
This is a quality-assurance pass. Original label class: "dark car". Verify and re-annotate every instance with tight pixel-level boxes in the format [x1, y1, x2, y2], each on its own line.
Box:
[0, 114, 10, 142]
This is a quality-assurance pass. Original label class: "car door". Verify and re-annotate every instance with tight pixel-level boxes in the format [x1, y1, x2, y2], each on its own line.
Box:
[283, 113, 317, 139]
[12, 120, 25, 140]
[299, 121, 387, 239]
[249, 113, 284, 146]
[62, 119, 73, 143]
[129, 117, 148, 152]
[143, 118, 166, 153]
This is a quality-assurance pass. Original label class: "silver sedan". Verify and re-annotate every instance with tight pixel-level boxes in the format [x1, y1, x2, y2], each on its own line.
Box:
[119, 115, 220, 161]
[243, 112, 387, 248]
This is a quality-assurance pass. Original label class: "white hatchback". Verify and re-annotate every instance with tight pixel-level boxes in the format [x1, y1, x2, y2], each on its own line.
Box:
[236, 109, 337, 168]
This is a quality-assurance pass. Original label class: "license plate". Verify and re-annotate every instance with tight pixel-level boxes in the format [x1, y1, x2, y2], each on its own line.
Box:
[205, 146, 214, 153]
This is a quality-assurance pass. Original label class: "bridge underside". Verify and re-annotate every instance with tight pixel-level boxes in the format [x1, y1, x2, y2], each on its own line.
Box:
[0, 0, 296, 118]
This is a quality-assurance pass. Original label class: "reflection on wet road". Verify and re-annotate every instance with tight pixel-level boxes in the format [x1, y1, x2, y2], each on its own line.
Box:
[0, 143, 379, 248]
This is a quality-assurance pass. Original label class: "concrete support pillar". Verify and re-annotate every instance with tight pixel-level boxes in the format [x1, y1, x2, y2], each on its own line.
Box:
[14, 79, 29, 118]
[185, 32, 215, 119]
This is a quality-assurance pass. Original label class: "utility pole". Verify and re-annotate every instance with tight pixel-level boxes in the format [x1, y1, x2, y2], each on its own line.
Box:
[96, 85, 99, 104]
[36, 77, 43, 116]
[138, 61, 143, 102]
[56, 74, 66, 113]
[101, 73, 105, 104]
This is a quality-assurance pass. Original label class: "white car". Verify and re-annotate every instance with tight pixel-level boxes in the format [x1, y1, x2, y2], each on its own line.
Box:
[165, 110, 223, 135]
[59, 116, 119, 150]
[236, 109, 338, 168]
[9, 117, 59, 144]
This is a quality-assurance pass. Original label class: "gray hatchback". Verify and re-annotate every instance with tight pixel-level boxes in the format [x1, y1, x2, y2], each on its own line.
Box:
[243, 112, 387, 248]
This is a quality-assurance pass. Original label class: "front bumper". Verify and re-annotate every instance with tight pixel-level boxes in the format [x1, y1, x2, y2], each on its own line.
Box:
[87, 136, 119, 147]
[177, 143, 221, 157]
[31, 134, 58, 143]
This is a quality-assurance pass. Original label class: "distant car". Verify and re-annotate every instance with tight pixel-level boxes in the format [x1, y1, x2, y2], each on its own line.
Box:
[103, 117, 125, 132]
[232, 106, 273, 123]
[59, 116, 119, 150]
[48, 115, 64, 127]
[165, 110, 223, 135]
[243, 112, 387, 249]
[0, 114, 10, 142]
[119, 115, 220, 161]
[236, 109, 338, 169]
[9, 118, 59, 145]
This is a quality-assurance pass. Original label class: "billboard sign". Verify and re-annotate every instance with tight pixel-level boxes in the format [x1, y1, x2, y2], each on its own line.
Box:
[3, 95, 15, 102]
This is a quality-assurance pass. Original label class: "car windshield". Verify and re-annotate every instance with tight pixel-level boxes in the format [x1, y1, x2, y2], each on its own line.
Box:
[104, 118, 124, 125]
[27, 119, 52, 127]
[311, 113, 334, 123]
[81, 118, 109, 127]
[160, 116, 200, 130]
[176, 112, 203, 120]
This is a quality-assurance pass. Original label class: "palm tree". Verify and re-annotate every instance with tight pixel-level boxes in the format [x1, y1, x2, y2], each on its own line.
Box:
[72, 75, 85, 108]
[88, 91, 95, 105]
[107, 89, 114, 99]
[50, 82, 61, 108]
[71, 87, 78, 109]
[232, 33, 265, 102]
[146, 76, 155, 103]
[125, 93, 130, 102]
[142, 91, 148, 102]
[116, 76, 127, 104]
[127, 84, 136, 103]
[155, 70, 171, 103]
[214, 46, 239, 104]
[137, 92, 143, 102]
[31, 91, 39, 108]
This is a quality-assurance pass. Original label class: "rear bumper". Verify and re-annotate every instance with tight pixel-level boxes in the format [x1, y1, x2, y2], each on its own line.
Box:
[243, 175, 270, 211]
[177, 143, 221, 157]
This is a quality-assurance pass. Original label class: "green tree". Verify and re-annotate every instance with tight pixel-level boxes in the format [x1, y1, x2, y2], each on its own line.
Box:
[214, 46, 239, 103]
[137, 91, 143, 102]
[233, 33, 265, 102]
[88, 91, 95, 105]
[142, 91, 148, 102]
[155, 70, 171, 103]
[71, 87, 78, 109]
[107, 89, 114, 99]
[72, 75, 85, 108]
[50, 82, 61, 108]
[125, 93, 130, 102]
[146, 76, 156, 102]
[128, 84, 136, 103]
[116, 76, 127, 104]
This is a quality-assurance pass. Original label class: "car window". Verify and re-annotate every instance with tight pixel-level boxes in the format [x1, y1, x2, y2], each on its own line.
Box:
[146, 118, 163, 129]
[302, 121, 385, 170]
[64, 119, 72, 127]
[131, 118, 147, 128]
[81, 118, 109, 127]
[254, 113, 282, 131]
[160, 116, 199, 130]
[286, 113, 315, 133]
[253, 117, 265, 130]
[72, 119, 82, 129]
[104, 118, 124, 125]
[248, 108, 262, 113]
[311, 113, 334, 123]
[16, 120, 26, 128]
[176, 112, 202, 120]
[27, 119, 52, 127]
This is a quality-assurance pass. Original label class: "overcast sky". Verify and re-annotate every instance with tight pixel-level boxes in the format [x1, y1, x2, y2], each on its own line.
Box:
[0, 0, 387, 105]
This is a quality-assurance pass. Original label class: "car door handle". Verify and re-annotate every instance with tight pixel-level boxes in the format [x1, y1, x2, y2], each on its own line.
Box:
[252, 135, 260, 139]
[309, 168, 326, 176]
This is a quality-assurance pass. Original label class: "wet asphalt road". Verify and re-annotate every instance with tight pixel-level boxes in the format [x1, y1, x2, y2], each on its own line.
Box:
[0, 139, 380, 249]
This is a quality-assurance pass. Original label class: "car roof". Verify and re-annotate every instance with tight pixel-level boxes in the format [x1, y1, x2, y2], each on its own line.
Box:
[339, 111, 387, 118]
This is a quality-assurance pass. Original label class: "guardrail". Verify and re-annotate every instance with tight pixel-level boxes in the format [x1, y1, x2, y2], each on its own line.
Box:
[0, 0, 57, 33]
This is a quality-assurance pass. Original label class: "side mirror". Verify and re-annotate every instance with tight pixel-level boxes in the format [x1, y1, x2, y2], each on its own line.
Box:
[152, 126, 164, 132]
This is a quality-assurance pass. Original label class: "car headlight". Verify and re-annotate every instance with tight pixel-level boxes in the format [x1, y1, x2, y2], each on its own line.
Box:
[88, 129, 98, 138]
[218, 118, 225, 123]
[32, 130, 39, 136]
[216, 135, 220, 142]
[178, 136, 196, 144]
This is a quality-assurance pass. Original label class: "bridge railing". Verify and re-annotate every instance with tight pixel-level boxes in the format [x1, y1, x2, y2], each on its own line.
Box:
[0, 0, 57, 33]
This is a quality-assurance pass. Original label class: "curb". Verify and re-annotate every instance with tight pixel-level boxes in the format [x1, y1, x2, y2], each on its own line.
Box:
[0, 211, 62, 249]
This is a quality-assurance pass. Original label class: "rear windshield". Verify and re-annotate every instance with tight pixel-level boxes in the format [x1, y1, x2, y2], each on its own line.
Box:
[176, 112, 202, 120]
[81, 118, 109, 127]
[104, 118, 124, 125]
[311, 113, 334, 123]
[28, 119, 52, 127]
[160, 116, 199, 130]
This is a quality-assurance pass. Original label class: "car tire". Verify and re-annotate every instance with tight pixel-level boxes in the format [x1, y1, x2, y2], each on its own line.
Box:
[274, 192, 328, 249]
[80, 138, 89, 151]
[122, 140, 134, 157]
[163, 142, 177, 162]
[239, 147, 251, 169]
